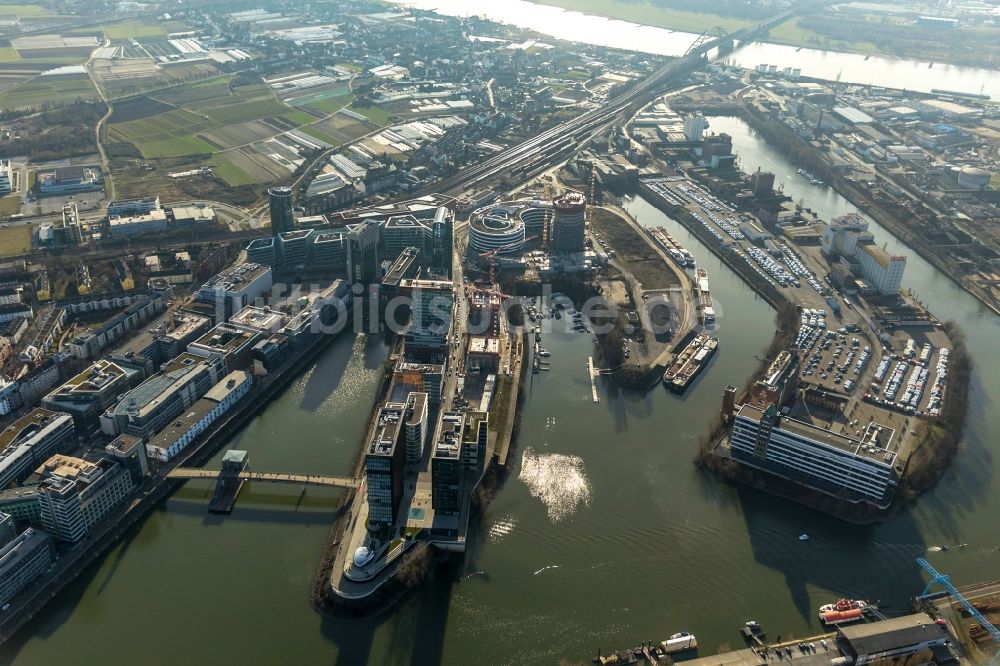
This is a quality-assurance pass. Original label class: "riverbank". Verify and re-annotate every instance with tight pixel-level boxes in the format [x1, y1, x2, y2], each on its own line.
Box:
[723, 103, 1000, 318]
[0, 324, 347, 645]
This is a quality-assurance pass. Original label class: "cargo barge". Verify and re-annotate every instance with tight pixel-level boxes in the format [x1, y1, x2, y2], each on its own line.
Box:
[696, 267, 716, 325]
[594, 632, 697, 664]
[648, 226, 696, 267]
[663, 333, 719, 393]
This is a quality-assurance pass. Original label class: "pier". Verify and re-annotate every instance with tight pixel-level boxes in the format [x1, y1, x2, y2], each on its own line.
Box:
[588, 356, 600, 402]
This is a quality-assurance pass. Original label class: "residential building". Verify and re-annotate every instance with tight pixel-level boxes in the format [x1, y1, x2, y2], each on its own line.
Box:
[0, 528, 53, 606]
[0, 410, 75, 490]
[0, 379, 22, 416]
[462, 411, 488, 471]
[729, 403, 898, 507]
[144, 370, 251, 462]
[36, 455, 134, 542]
[67, 295, 166, 359]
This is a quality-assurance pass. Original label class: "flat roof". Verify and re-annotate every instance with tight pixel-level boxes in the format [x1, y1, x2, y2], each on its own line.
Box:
[0, 409, 66, 452]
[433, 411, 463, 460]
[840, 613, 947, 655]
[204, 370, 248, 403]
[737, 403, 896, 465]
[191, 324, 260, 353]
[367, 403, 405, 457]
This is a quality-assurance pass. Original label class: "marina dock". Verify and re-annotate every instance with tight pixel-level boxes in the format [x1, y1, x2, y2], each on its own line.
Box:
[588, 356, 600, 402]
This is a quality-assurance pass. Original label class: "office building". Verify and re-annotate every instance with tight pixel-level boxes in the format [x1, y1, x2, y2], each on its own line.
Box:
[399, 279, 453, 357]
[392, 363, 444, 405]
[101, 353, 221, 439]
[856, 244, 906, 296]
[196, 263, 273, 321]
[462, 411, 488, 472]
[404, 392, 428, 463]
[365, 404, 407, 527]
[431, 206, 454, 278]
[0, 410, 76, 490]
[277, 229, 313, 270]
[729, 403, 898, 507]
[381, 215, 432, 259]
[0, 487, 40, 524]
[38, 166, 99, 194]
[0, 512, 16, 546]
[310, 231, 348, 273]
[380, 248, 421, 330]
[106, 196, 160, 218]
[246, 237, 277, 267]
[431, 412, 464, 514]
[347, 221, 381, 285]
[107, 210, 168, 237]
[0, 528, 53, 606]
[268, 186, 294, 236]
[144, 370, 252, 462]
[0, 160, 11, 194]
[104, 434, 149, 485]
[36, 455, 134, 542]
[43, 359, 138, 427]
[187, 323, 261, 373]
[551, 191, 587, 254]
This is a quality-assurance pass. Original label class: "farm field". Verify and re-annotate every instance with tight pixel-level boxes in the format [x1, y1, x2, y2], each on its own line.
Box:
[0, 73, 99, 109]
[102, 19, 167, 40]
[91, 59, 219, 97]
[301, 111, 376, 145]
[107, 81, 315, 157]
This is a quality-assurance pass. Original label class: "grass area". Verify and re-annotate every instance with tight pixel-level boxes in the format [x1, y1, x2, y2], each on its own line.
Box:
[990, 174, 1000, 191]
[0, 74, 99, 109]
[530, 0, 750, 33]
[348, 103, 392, 126]
[0, 47, 20, 62]
[0, 224, 30, 254]
[765, 17, 882, 55]
[102, 19, 167, 40]
[489, 375, 515, 445]
[151, 76, 233, 106]
[0, 3, 57, 16]
[209, 153, 256, 186]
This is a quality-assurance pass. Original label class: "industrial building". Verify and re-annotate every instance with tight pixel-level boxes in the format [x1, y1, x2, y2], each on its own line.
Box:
[728, 402, 898, 507]
[856, 244, 907, 296]
[0, 410, 76, 492]
[35, 455, 134, 542]
[144, 370, 252, 462]
[821, 214, 906, 296]
[837, 613, 950, 664]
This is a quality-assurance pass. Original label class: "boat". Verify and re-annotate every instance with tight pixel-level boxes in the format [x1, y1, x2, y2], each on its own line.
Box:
[798, 533, 810, 541]
[697, 268, 716, 325]
[649, 226, 696, 267]
[820, 608, 864, 625]
[661, 632, 698, 654]
[538, 350, 551, 357]
[819, 599, 868, 613]
[663, 334, 719, 393]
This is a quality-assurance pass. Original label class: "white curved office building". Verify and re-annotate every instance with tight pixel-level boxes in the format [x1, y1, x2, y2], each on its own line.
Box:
[469, 204, 527, 255]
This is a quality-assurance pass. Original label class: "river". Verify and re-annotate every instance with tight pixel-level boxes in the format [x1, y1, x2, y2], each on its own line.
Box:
[4, 117, 999, 665]
[387, 0, 1000, 98]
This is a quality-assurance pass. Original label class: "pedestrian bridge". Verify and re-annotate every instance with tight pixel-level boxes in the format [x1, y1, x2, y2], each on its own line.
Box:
[167, 468, 359, 489]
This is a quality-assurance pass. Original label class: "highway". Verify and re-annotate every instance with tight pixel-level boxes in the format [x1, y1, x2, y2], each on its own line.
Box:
[404, 8, 800, 200]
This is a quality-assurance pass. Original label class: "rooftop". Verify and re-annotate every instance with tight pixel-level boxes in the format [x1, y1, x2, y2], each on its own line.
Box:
[840, 613, 947, 655]
[368, 403, 405, 457]
[201, 263, 270, 293]
[434, 411, 464, 460]
[0, 409, 68, 452]
[737, 403, 897, 465]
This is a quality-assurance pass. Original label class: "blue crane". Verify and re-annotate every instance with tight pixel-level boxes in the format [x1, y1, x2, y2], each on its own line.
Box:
[917, 558, 1000, 664]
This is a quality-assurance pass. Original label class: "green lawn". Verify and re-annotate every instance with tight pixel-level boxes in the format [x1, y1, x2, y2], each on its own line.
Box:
[0, 3, 57, 17]
[0, 74, 99, 109]
[210, 154, 256, 186]
[141, 135, 219, 158]
[530, 0, 750, 33]
[304, 94, 352, 115]
[0, 224, 30, 254]
[348, 103, 391, 126]
[0, 47, 20, 62]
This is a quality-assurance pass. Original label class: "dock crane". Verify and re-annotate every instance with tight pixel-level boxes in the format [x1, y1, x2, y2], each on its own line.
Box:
[917, 558, 1000, 664]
